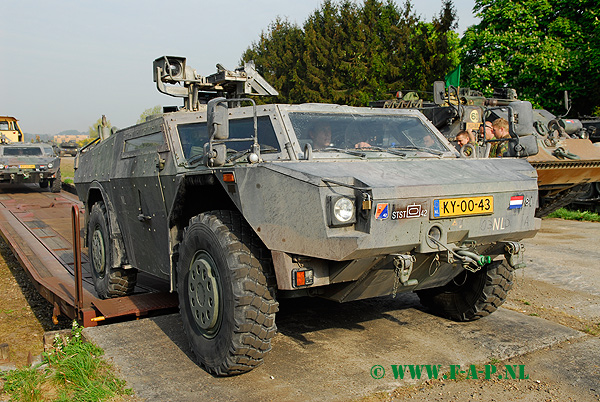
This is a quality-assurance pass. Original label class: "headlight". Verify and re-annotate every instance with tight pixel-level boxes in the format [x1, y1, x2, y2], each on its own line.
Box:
[328, 196, 356, 227]
[334, 198, 354, 222]
[48, 162, 53, 169]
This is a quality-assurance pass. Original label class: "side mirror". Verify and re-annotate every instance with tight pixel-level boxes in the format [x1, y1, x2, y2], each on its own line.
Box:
[508, 101, 534, 136]
[507, 135, 538, 157]
[207, 97, 229, 140]
[204, 143, 227, 167]
[433, 81, 446, 105]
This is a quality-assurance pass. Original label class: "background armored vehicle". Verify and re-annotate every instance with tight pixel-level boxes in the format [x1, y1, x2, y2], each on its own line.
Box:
[74, 56, 540, 376]
[59, 140, 79, 157]
[0, 116, 24, 143]
[0, 143, 61, 192]
[374, 84, 600, 217]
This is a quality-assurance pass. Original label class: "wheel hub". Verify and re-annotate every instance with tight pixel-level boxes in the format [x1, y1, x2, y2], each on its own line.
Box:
[188, 251, 220, 335]
[91, 227, 106, 277]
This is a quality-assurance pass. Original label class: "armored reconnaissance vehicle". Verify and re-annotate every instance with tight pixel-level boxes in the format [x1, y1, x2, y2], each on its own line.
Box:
[74, 56, 540, 376]
[59, 140, 79, 157]
[374, 84, 600, 217]
[0, 143, 61, 192]
[0, 117, 61, 192]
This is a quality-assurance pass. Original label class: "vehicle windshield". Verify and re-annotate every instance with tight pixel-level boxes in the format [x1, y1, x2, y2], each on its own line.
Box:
[2, 147, 43, 156]
[289, 112, 449, 153]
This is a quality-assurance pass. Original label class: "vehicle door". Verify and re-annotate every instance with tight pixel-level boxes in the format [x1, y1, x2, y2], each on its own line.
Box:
[112, 126, 171, 277]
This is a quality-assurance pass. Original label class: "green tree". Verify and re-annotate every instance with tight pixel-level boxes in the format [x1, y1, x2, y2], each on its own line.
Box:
[88, 117, 112, 138]
[241, 0, 460, 105]
[137, 105, 163, 124]
[461, 0, 600, 115]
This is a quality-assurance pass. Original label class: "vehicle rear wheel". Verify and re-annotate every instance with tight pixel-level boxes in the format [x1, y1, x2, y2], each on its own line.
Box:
[417, 259, 513, 322]
[88, 201, 137, 298]
[50, 169, 61, 193]
[177, 210, 278, 376]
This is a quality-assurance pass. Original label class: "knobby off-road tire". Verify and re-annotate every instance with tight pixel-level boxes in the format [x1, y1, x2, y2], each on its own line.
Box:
[50, 169, 61, 193]
[417, 259, 513, 322]
[177, 210, 278, 376]
[88, 201, 137, 298]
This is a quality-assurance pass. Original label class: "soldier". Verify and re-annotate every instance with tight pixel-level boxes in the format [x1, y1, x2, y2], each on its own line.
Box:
[456, 130, 476, 156]
[309, 123, 332, 149]
[490, 118, 510, 157]
[456, 130, 471, 148]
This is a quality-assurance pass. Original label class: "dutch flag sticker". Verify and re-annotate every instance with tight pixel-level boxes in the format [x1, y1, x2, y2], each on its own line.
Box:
[509, 195, 524, 209]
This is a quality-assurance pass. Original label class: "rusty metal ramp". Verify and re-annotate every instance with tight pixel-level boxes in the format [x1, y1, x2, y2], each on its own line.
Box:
[0, 184, 178, 327]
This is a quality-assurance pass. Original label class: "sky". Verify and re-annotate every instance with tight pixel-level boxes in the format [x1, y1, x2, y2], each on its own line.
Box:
[1, 0, 477, 135]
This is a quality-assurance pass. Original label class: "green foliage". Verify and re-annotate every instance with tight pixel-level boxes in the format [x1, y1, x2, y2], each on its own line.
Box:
[1, 321, 132, 402]
[87, 117, 112, 139]
[241, 0, 460, 105]
[461, 0, 600, 115]
[546, 207, 600, 222]
[137, 105, 163, 124]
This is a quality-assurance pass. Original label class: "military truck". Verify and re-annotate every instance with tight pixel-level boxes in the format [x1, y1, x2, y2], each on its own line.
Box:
[0, 116, 24, 143]
[0, 143, 61, 192]
[74, 56, 540, 376]
[375, 84, 600, 217]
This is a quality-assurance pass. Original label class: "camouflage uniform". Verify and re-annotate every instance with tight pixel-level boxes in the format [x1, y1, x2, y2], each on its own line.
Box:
[489, 141, 509, 157]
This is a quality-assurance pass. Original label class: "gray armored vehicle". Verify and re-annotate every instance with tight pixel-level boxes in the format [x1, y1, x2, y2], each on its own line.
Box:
[0, 143, 61, 192]
[74, 56, 540, 376]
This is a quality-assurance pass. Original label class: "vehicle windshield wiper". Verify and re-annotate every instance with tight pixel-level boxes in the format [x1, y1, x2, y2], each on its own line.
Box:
[390, 146, 444, 156]
[227, 146, 279, 164]
[354, 146, 407, 158]
[314, 147, 366, 157]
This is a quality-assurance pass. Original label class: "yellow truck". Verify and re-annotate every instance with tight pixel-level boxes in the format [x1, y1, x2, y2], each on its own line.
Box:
[0, 116, 24, 143]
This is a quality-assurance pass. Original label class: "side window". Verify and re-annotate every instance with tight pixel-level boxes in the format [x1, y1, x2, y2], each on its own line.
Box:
[177, 116, 279, 160]
[123, 132, 165, 153]
[178, 122, 208, 159]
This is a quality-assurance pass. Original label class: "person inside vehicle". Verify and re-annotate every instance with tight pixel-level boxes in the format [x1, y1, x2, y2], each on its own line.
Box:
[309, 123, 332, 149]
[490, 118, 510, 157]
[456, 129, 477, 156]
[483, 121, 494, 140]
[456, 130, 470, 148]
[422, 134, 436, 148]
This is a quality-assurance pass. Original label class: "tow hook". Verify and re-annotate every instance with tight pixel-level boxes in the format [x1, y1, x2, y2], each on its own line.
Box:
[504, 241, 526, 269]
[455, 250, 492, 272]
[391, 254, 417, 297]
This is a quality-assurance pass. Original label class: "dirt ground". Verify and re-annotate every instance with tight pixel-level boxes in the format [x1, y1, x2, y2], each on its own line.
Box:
[0, 213, 598, 401]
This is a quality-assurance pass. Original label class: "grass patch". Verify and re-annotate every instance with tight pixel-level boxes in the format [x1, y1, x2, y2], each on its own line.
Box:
[1, 321, 133, 402]
[59, 158, 75, 180]
[63, 178, 74, 185]
[546, 208, 600, 222]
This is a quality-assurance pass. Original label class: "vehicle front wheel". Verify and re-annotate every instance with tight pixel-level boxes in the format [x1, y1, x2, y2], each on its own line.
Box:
[50, 169, 61, 193]
[88, 201, 137, 298]
[177, 210, 278, 376]
[417, 259, 513, 322]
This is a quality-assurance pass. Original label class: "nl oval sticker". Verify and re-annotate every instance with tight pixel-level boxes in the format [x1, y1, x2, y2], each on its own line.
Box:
[433, 196, 494, 218]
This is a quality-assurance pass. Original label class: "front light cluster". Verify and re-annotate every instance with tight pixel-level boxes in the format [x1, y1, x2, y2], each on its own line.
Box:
[328, 196, 356, 227]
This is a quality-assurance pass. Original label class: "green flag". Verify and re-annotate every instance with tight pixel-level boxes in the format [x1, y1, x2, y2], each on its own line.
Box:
[445, 65, 461, 88]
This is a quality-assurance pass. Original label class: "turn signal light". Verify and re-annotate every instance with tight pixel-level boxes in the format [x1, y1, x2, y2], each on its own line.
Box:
[292, 269, 314, 287]
[222, 172, 235, 182]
